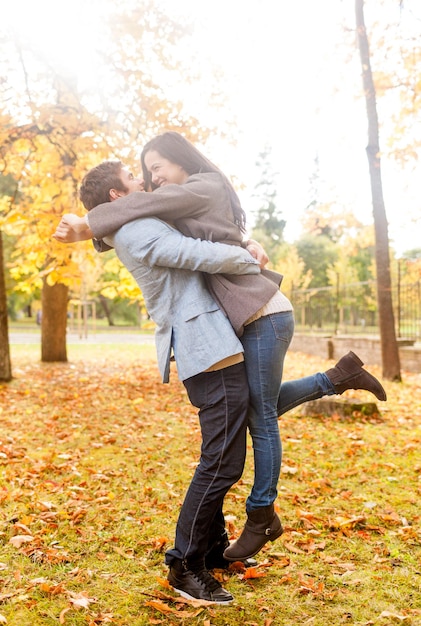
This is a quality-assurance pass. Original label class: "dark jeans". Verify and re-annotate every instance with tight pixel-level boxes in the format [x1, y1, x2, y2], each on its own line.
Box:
[165, 362, 249, 567]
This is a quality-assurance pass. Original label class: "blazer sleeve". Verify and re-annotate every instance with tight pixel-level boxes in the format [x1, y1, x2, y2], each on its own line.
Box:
[113, 219, 261, 276]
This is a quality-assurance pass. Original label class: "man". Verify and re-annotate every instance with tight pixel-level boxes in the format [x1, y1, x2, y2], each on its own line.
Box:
[54, 161, 263, 605]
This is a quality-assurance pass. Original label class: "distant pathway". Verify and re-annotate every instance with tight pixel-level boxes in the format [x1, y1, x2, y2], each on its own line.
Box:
[9, 330, 155, 345]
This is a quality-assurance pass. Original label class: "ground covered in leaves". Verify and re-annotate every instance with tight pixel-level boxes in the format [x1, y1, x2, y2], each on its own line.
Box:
[1, 344, 421, 626]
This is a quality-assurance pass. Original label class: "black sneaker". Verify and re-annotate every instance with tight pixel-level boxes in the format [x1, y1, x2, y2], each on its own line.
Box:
[168, 564, 233, 604]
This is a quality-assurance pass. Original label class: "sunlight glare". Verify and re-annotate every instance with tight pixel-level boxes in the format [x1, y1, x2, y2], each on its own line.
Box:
[3, 0, 109, 89]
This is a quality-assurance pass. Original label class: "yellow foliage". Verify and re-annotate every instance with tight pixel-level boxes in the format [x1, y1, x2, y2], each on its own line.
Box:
[1, 5, 217, 312]
[272, 245, 312, 298]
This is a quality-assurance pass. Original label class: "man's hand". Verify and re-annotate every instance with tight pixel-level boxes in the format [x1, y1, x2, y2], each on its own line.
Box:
[246, 239, 269, 269]
[53, 214, 93, 243]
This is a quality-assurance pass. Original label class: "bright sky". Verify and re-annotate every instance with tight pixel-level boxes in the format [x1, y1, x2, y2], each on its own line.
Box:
[161, 0, 420, 256]
[3, 0, 420, 255]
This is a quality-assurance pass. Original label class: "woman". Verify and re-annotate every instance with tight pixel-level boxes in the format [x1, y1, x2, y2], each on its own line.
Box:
[56, 132, 386, 561]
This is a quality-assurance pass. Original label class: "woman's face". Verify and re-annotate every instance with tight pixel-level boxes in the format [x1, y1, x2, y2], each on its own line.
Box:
[144, 150, 189, 187]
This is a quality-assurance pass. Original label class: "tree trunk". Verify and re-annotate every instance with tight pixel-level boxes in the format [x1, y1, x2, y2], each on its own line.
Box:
[99, 294, 115, 326]
[355, 0, 401, 381]
[0, 231, 12, 381]
[41, 280, 68, 362]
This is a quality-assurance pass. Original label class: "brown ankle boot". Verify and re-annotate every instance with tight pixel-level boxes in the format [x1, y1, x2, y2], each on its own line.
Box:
[223, 504, 283, 561]
[325, 351, 387, 401]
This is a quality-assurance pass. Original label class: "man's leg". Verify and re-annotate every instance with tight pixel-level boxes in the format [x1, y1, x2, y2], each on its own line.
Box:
[165, 362, 249, 602]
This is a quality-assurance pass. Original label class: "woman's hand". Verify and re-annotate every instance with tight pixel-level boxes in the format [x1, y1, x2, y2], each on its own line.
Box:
[246, 239, 269, 269]
[53, 214, 93, 243]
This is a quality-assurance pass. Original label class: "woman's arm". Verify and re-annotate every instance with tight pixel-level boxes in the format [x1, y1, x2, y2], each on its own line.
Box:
[87, 176, 214, 240]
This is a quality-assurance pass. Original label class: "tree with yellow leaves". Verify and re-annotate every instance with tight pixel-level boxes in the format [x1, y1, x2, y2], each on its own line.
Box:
[0, 1, 217, 375]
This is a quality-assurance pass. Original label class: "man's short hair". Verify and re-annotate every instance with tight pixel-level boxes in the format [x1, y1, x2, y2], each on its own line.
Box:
[79, 160, 125, 210]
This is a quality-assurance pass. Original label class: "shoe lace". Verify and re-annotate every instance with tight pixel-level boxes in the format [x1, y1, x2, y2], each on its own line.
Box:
[190, 568, 221, 592]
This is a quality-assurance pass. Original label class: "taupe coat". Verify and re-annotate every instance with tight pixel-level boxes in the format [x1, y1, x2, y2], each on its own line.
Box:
[88, 172, 283, 335]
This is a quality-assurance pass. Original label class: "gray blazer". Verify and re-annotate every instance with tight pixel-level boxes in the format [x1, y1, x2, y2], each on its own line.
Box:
[104, 217, 261, 383]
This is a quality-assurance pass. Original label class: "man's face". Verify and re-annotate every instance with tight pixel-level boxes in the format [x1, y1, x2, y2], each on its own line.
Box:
[119, 167, 145, 195]
[144, 150, 189, 187]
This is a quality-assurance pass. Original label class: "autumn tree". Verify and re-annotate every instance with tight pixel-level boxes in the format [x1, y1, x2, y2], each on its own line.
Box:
[250, 147, 286, 266]
[0, 1, 220, 364]
[295, 234, 339, 289]
[0, 229, 11, 381]
[1, 81, 109, 362]
[0, 122, 17, 381]
[272, 244, 313, 301]
[355, 0, 401, 380]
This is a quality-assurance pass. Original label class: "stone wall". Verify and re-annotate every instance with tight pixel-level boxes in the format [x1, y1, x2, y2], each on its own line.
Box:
[289, 334, 420, 373]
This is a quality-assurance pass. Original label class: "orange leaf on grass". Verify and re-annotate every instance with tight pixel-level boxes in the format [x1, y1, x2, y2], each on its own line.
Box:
[271, 554, 291, 568]
[13, 522, 32, 534]
[145, 599, 205, 617]
[156, 577, 172, 590]
[378, 511, 402, 525]
[284, 541, 306, 554]
[298, 577, 325, 595]
[278, 574, 294, 584]
[112, 546, 135, 559]
[39, 582, 66, 595]
[151, 536, 169, 551]
[144, 599, 173, 614]
[330, 515, 366, 530]
[297, 509, 322, 522]
[244, 567, 267, 579]
[227, 560, 247, 572]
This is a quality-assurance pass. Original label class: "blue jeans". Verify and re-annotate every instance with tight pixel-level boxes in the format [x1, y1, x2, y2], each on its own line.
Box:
[165, 362, 249, 567]
[241, 312, 334, 511]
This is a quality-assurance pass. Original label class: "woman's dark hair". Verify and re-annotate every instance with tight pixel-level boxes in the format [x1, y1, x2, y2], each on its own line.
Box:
[79, 161, 126, 210]
[141, 132, 246, 232]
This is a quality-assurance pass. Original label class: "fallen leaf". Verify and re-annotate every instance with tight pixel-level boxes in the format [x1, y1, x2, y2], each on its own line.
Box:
[144, 599, 173, 614]
[112, 546, 135, 559]
[68, 591, 97, 609]
[379, 611, 411, 622]
[156, 577, 172, 589]
[284, 541, 306, 554]
[330, 515, 366, 530]
[59, 607, 72, 624]
[9, 535, 34, 548]
[244, 567, 266, 579]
